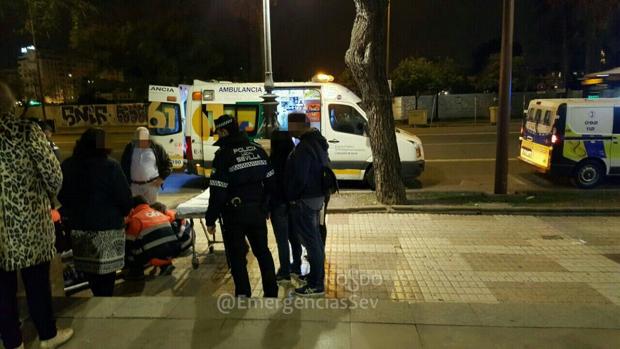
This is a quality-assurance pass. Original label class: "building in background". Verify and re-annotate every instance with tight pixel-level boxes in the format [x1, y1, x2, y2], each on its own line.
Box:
[17, 47, 128, 104]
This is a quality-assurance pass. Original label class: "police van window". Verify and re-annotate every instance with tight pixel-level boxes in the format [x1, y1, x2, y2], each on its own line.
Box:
[543, 111, 552, 126]
[329, 104, 367, 136]
[614, 107, 620, 134]
[527, 108, 536, 122]
[534, 109, 542, 124]
[148, 102, 181, 136]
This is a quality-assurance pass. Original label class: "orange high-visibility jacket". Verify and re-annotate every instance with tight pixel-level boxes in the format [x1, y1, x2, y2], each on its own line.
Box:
[125, 204, 180, 263]
[126, 204, 173, 240]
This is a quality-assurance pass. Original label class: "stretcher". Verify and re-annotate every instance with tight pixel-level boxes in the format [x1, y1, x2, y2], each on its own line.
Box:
[175, 188, 223, 269]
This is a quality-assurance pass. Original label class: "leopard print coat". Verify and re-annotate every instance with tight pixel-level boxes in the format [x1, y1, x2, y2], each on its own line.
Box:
[0, 113, 62, 271]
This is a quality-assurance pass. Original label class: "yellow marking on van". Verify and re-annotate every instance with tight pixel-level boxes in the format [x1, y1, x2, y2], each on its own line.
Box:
[520, 139, 551, 171]
[333, 169, 362, 176]
[582, 78, 604, 86]
[195, 166, 206, 176]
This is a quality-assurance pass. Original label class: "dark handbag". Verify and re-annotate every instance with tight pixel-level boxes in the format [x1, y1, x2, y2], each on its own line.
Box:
[54, 217, 72, 253]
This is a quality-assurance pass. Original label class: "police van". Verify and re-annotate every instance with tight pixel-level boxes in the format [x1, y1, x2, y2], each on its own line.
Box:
[519, 98, 620, 188]
[148, 80, 425, 187]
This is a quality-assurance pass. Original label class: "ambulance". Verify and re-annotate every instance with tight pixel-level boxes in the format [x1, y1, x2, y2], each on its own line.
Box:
[519, 98, 620, 188]
[147, 80, 425, 187]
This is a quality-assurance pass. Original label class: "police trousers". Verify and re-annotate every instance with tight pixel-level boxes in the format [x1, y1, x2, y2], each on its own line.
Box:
[222, 204, 278, 298]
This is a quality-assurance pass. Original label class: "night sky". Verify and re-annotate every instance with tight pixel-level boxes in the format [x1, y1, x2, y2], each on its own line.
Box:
[0, 0, 555, 80]
[270, 0, 544, 80]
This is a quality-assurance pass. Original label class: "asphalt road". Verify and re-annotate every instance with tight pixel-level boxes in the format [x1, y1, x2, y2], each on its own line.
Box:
[51, 121, 620, 194]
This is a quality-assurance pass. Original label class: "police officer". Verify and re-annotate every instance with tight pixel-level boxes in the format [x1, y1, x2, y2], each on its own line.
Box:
[205, 115, 278, 298]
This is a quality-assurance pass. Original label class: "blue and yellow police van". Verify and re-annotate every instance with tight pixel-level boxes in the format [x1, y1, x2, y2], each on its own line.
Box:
[519, 98, 620, 188]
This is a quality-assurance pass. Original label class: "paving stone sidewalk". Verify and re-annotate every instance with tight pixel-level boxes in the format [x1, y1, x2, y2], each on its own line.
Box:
[98, 213, 620, 306]
[14, 213, 620, 349]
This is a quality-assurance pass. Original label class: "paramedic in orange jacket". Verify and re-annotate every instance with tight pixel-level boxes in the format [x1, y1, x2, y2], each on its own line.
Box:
[150, 202, 194, 255]
[125, 196, 180, 275]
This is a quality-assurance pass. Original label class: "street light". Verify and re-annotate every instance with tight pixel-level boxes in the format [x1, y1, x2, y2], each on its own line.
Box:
[258, 0, 279, 139]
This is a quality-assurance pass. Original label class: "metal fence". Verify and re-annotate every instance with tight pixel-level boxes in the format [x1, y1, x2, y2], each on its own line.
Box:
[393, 90, 583, 122]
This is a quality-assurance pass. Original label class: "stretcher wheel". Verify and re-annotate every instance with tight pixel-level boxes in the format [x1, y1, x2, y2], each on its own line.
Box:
[209, 245, 215, 254]
[192, 257, 199, 269]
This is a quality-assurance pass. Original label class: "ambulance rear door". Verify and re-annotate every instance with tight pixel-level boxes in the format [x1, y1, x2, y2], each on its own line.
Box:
[148, 85, 185, 170]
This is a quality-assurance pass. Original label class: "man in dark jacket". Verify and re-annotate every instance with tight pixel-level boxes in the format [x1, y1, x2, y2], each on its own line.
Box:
[286, 112, 329, 297]
[269, 130, 303, 284]
[121, 127, 172, 204]
[205, 115, 278, 298]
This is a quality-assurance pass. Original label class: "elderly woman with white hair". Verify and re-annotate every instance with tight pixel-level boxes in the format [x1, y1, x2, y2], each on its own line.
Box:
[120, 127, 172, 204]
[0, 83, 73, 349]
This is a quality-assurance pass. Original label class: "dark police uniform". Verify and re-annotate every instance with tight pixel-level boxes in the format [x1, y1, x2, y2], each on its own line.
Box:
[205, 116, 278, 297]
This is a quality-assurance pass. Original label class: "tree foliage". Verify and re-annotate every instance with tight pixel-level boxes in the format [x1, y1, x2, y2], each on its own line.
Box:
[0, 0, 95, 50]
[544, 0, 620, 72]
[391, 57, 466, 100]
[2, 0, 252, 99]
[68, 0, 224, 93]
[475, 54, 532, 92]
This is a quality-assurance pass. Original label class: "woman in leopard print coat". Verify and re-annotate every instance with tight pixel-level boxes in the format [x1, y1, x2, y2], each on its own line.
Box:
[0, 112, 62, 270]
[0, 84, 74, 349]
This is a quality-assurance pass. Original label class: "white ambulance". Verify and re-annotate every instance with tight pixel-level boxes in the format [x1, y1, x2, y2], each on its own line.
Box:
[148, 80, 425, 187]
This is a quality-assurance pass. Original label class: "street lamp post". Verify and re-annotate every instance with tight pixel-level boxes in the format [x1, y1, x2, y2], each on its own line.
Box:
[386, 0, 391, 76]
[258, 0, 278, 139]
[494, 0, 514, 195]
[26, 1, 46, 119]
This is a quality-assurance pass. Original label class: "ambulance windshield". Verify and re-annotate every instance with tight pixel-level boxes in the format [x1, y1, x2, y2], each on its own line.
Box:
[148, 102, 182, 136]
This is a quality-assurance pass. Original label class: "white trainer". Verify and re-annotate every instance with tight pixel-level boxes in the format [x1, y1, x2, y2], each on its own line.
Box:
[40, 328, 74, 349]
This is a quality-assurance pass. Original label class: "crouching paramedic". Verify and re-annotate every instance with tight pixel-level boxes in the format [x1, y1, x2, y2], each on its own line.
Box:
[125, 196, 180, 277]
[205, 115, 278, 298]
[150, 202, 194, 256]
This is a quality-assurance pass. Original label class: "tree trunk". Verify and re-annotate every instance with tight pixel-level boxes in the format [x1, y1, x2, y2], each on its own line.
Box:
[345, 0, 407, 205]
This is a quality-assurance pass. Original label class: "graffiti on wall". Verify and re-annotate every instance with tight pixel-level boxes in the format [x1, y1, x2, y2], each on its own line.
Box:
[117, 104, 148, 124]
[60, 105, 106, 126]
[54, 104, 148, 127]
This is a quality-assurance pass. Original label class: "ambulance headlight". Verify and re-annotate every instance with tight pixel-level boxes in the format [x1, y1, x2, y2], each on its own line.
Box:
[409, 141, 422, 158]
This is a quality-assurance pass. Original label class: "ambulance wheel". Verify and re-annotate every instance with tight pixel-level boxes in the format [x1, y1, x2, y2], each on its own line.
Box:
[365, 166, 376, 191]
[572, 160, 604, 189]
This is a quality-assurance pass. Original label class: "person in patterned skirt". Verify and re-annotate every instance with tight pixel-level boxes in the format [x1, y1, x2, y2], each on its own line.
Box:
[58, 128, 133, 296]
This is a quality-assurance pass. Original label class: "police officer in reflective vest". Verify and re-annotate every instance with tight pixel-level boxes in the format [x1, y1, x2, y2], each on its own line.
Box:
[205, 115, 278, 298]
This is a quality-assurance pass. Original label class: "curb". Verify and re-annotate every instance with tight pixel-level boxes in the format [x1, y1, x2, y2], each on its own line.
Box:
[327, 205, 620, 216]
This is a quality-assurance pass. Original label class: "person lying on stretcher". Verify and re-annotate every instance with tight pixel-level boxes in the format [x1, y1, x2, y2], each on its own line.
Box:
[124, 196, 181, 280]
[149, 202, 195, 257]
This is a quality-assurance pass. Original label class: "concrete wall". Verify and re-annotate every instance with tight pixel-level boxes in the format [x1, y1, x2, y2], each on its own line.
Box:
[394, 90, 583, 121]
